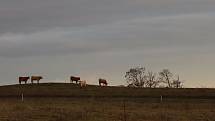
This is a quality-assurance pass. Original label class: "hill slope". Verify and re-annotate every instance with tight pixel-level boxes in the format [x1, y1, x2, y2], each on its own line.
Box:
[0, 83, 215, 99]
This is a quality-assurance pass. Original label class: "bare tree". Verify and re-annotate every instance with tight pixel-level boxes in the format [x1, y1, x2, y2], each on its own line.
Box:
[159, 69, 173, 88]
[145, 71, 160, 88]
[172, 75, 183, 88]
[126, 67, 184, 88]
[125, 67, 146, 87]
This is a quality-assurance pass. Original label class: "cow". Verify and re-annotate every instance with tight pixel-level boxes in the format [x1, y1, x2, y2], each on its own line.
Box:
[31, 76, 43, 84]
[70, 76, 80, 84]
[79, 80, 87, 88]
[99, 78, 108, 86]
[19, 77, 30, 84]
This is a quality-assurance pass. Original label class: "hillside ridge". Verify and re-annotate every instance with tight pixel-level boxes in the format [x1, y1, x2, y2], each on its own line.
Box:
[0, 83, 215, 99]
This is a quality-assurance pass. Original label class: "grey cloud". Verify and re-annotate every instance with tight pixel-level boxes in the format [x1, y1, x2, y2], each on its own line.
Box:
[1, 0, 215, 34]
[1, 12, 215, 57]
[0, 0, 137, 34]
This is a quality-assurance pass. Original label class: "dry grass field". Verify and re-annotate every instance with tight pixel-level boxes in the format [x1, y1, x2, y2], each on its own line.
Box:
[0, 83, 215, 121]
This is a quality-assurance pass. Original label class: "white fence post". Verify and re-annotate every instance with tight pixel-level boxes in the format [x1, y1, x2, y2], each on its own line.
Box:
[160, 95, 163, 103]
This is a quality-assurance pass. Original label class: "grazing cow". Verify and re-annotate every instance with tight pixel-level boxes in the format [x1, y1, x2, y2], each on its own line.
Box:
[70, 76, 80, 84]
[19, 77, 30, 84]
[79, 80, 87, 88]
[99, 78, 108, 86]
[31, 76, 43, 84]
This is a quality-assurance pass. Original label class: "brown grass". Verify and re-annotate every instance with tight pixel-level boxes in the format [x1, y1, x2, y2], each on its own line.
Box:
[0, 83, 215, 121]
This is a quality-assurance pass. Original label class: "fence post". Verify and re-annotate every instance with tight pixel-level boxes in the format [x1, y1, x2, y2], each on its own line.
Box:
[160, 95, 163, 103]
[123, 99, 127, 121]
[21, 93, 24, 102]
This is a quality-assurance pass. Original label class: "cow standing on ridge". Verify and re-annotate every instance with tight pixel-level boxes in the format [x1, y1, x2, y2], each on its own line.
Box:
[70, 76, 80, 84]
[19, 77, 30, 84]
[99, 78, 108, 86]
[79, 80, 87, 88]
[31, 76, 43, 84]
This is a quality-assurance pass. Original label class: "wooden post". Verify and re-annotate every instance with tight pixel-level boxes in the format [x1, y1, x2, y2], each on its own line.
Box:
[123, 99, 126, 121]
[160, 95, 163, 103]
[21, 93, 24, 102]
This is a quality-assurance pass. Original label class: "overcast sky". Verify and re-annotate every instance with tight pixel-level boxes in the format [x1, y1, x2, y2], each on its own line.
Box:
[0, 0, 215, 87]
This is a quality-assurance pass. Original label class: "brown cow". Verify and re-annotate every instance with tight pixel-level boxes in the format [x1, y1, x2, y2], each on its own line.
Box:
[31, 76, 43, 84]
[19, 77, 30, 84]
[99, 78, 108, 86]
[70, 76, 80, 84]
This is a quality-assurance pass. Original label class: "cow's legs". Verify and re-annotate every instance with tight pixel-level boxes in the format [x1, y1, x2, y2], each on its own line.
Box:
[37, 80, 39, 84]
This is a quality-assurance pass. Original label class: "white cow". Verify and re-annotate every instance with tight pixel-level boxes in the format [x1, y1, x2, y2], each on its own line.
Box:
[79, 80, 87, 87]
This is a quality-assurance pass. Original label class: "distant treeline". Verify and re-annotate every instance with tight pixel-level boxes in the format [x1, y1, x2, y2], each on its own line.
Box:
[125, 67, 183, 88]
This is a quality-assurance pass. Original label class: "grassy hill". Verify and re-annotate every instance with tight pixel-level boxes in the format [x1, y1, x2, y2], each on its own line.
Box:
[1, 83, 215, 121]
[1, 83, 215, 99]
